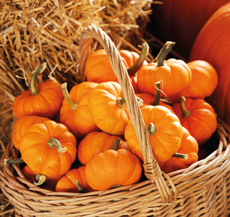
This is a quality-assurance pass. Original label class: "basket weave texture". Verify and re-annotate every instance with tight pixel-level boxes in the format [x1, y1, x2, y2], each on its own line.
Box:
[1, 25, 230, 217]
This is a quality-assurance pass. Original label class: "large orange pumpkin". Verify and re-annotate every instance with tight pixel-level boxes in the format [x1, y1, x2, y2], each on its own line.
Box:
[190, 2, 230, 126]
[151, 0, 229, 58]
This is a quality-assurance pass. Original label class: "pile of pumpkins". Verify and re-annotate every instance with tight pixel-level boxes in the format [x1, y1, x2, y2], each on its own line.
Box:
[8, 38, 219, 193]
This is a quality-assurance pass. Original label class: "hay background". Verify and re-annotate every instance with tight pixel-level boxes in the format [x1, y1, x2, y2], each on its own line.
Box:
[0, 0, 165, 216]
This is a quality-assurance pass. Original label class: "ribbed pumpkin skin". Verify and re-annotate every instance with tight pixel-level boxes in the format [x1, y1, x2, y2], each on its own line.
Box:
[78, 131, 128, 165]
[159, 127, 199, 173]
[59, 81, 99, 139]
[190, 2, 230, 126]
[11, 115, 49, 149]
[124, 105, 183, 162]
[85, 149, 142, 190]
[19, 120, 77, 178]
[13, 80, 64, 119]
[152, 0, 228, 58]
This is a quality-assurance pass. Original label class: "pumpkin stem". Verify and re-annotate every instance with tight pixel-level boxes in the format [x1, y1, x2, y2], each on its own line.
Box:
[48, 137, 67, 153]
[172, 153, 188, 160]
[180, 96, 191, 118]
[151, 81, 161, 106]
[4, 158, 24, 166]
[155, 41, 175, 67]
[74, 179, 87, 193]
[112, 138, 121, 151]
[117, 97, 126, 107]
[30, 62, 47, 96]
[34, 174, 46, 186]
[147, 123, 157, 136]
[61, 82, 77, 110]
[127, 40, 149, 76]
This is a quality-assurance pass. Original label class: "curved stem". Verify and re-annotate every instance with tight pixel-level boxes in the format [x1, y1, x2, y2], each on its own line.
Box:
[151, 81, 161, 106]
[74, 179, 87, 193]
[48, 137, 67, 153]
[61, 82, 77, 110]
[172, 153, 188, 160]
[180, 96, 191, 118]
[117, 97, 126, 107]
[30, 62, 47, 95]
[34, 174, 46, 186]
[154, 41, 175, 67]
[127, 40, 149, 76]
[147, 122, 157, 136]
[112, 138, 121, 151]
[4, 158, 24, 166]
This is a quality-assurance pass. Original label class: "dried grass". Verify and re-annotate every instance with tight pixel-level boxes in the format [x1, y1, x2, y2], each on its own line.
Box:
[0, 0, 159, 215]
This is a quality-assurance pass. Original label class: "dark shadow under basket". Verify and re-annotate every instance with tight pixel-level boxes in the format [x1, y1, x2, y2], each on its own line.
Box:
[1, 25, 230, 217]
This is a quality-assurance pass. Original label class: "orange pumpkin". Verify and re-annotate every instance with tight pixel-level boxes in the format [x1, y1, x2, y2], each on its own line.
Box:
[124, 105, 183, 162]
[137, 41, 192, 96]
[172, 97, 217, 145]
[85, 147, 142, 190]
[11, 115, 49, 149]
[78, 131, 128, 165]
[59, 81, 99, 139]
[55, 166, 92, 193]
[19, 120, 77, 178]
[13, 63, 64, 119]
[169, 60, 218, 103]
[89, 81, 130, 135]
[159, 127, 199, 173]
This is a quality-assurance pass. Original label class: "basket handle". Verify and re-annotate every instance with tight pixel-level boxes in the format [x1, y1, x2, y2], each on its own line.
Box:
[79, 25, 177, 202]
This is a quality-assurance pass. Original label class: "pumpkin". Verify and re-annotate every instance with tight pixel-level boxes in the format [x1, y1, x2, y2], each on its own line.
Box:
[159, 127, 199, 173]
[151, 0, 229, 58]
[169, 60, 218, 103]
[78, 131, 128, 165]
[137, 41, 192, 96]
[124, 105, 183, 162]
[55, 166, 92, 193]
[189, 2, 230, 126]
[88, 81, 130, 135]
[85, 146, 142, 190]
[19, 120, 77, 178]
[59, 81, 99, 139]
[172, 97, 217, 145]
[11, 115, 49, 149]
[13, 63, 64, 119]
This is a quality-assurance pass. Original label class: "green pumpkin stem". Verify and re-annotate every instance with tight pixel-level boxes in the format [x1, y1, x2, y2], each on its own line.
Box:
[74, 179, 87, 193]
[172, 153, 188, 160]
[112, 138, 121, 151]
[147, 123, 157, 136]
[151, 81, 161, 106]
[180, 96, 191, 118]
[48, 137, 67, 153]
[117, 97, 126, 107]
[127, 40, 149, 76]
[61, 82, 77, 110]
[155, 41, 175, 67]
[4, 158, 24, 166]
[30, 62, 47, 95]
[34, 174, 46, 186]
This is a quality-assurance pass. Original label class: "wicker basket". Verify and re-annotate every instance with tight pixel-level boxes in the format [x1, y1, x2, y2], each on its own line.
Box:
[1, 25, 230, 217]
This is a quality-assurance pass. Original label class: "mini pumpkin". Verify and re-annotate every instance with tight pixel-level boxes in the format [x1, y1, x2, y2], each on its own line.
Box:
[85, 146, 142, 190]
[13, 63, 64, 119]
[159, 127, 199, 173]
[59, 81, 99, 139]
[11, 115, 49, 149]
[137, 41, 192, 96]
[124, 105, 183, 162]
[172, 97, 217, 145]
[55, 166, 92, 193]
[19, 120, 77, 178]
[78, 131, 128, 165]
